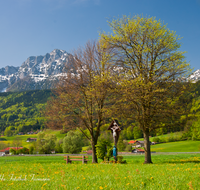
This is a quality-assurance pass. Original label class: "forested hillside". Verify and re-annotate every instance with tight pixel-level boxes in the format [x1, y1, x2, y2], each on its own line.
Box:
[0, 89, 53, 136]
[0, 80, 200, 139]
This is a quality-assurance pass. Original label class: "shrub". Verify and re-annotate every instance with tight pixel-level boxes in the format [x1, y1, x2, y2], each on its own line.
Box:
[96, 139, 113, 161]
[29, 146, 34, 154]
[9, 148, 16, 155]
[152, 137, 160, 143]
[63, 130, 83, 154]
[125, 144, 132, 152]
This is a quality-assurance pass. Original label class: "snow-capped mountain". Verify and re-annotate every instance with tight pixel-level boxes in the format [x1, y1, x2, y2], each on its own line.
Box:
[0, 49, 200, 92]
[0, 49, 73, 92]
[0, 66, 19, 92]
[188, 69, 200, 83]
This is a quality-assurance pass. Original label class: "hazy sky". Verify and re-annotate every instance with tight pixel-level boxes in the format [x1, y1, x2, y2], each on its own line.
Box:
[0, 0, 200, 71]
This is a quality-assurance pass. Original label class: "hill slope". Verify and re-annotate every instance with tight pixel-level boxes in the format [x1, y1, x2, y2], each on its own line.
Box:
[0, 89, 53, 134]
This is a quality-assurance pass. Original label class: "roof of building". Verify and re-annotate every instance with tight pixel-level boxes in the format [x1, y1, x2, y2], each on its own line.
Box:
[128, 140, 137, 144]
[0, 147, 23, 152]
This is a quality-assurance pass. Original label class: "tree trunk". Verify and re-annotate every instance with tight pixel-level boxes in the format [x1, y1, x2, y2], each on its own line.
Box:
[91, 139, 98, 163]
[143, 129, 153, 164]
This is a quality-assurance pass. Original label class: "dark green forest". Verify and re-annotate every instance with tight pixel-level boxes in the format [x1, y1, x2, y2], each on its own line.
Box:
[0, 89, 53, 136]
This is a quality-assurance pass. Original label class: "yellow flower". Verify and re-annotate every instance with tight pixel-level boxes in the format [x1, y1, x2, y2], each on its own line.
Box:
[42, 183, 47, 187]
[99, 186, 103, 189]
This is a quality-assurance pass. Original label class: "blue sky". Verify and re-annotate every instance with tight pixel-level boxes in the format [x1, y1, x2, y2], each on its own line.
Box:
[0, 0, 200, 71]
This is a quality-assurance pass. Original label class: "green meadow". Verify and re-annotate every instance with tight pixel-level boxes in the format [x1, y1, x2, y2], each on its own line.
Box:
[151, 140, 200, 152]
[0, 154, 200, 189]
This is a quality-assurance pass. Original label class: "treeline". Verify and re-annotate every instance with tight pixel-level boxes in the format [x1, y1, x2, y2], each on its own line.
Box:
[0, 89, 53, 135]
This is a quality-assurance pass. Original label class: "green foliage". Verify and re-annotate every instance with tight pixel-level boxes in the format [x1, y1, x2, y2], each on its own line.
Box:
[152, 137, 161, 143]
[9, 148, 16, 155]
[0, 89, 53, 135]
[191, 118, 200, 140]
[117, 138, 126, 151]
[4, 127, 13, 137]
[36, 132, 57, 154]
[63, 131, 83, 154]
[29, 146, 34, 154]
[95, 139, 113, 161]
[55, 139, 63, 153]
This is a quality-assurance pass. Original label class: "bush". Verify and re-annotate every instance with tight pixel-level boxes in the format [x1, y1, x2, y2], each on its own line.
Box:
[9, 148, 16, 155]
[159, 136, 167, 143]
[21, 147, 29, 154]
[29, 146, 34, 154]
[152, 137, 160, 143]
[117, 138, 126, 151]
[96, 139, 113, 161]
[55, 139, 63, 153]
[125, 144, 132, 152]
[63, 130, 83, 154]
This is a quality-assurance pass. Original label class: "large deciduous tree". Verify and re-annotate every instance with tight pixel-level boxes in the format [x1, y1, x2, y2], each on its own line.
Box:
[45, 41, 112, 163]
[100, 16, 191, 163]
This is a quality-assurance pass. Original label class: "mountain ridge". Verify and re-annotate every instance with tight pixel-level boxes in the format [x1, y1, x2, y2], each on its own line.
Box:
[0, 49, 73, 92]
[0, 49, 199, 92]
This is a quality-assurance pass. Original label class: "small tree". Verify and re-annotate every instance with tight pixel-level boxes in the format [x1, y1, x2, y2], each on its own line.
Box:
[12, 137, 22, 149]
[63, 131, 83, 154]
[36, 132, 57, 154]
[4, 127, 13, 137]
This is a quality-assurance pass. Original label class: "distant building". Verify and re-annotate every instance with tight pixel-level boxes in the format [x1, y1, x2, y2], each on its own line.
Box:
[132, 149, 145, 153]
[26, 138, 37, 142]
[0, 147, 23, 155]
[128, 140, 151, 148]
[27, 131, 34, 135]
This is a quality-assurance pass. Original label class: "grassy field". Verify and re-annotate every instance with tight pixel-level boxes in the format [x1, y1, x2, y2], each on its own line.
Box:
[0, 154, 200, 189]
[151, 140, 200, 152]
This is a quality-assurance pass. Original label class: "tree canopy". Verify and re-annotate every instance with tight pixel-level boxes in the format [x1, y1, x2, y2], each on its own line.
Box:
[100, 15, 191, 163]
[45, 41, 113, 163]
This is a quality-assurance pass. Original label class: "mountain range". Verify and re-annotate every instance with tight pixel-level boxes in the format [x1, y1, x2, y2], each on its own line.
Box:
[0, 49, 199, 92]
[0, 49, 73, 92]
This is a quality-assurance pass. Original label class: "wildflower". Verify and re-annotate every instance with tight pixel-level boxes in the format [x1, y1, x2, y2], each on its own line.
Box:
[99, 186, 103, 189]
[42, 183, 47, 187]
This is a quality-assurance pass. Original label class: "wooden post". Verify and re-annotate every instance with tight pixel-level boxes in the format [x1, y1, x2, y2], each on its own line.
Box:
[66, 155, 69, 164]
[82, 156, 84, 164]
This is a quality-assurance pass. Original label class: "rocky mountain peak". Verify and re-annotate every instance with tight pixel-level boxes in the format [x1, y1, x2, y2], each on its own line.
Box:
[188, 69, 200, 82]
[0, 49, 73, 92]
[0, 50, 199, 92]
